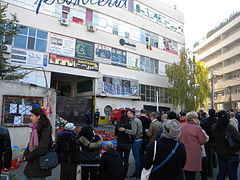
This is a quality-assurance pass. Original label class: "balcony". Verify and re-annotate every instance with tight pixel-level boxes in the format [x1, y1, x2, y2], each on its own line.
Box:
[205, 45, 240, 67]
[214, 78, 240, 89]
[198, 30, 240, 61]
[215, 93, 240, 103]
[217, 61, 240, 75]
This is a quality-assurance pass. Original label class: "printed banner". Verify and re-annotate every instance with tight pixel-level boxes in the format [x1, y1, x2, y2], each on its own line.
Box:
[102, 75, 139, 96]
[127, 52, 140, 70]
[48, 33, 76, 57]
[94, 43, 111, 64]
[75, 59, 99, 71]
[111, 48, 127, 67]
[163, 38, 178, 54]
[75, 39, 94, 60]
[49, 54, 75, 67]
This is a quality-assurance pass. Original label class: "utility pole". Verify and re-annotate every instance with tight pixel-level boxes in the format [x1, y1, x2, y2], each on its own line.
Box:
[211, 72, 214, 109]
[228, 86, 232, 110]
[156, 91, 159, 112]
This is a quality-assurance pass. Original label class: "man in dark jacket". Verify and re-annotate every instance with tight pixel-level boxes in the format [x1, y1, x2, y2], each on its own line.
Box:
[200, 109, 217, 177]
[0, 126, 12, 174]
[99, 142, 124, 180]
[139, 109, 151, 150]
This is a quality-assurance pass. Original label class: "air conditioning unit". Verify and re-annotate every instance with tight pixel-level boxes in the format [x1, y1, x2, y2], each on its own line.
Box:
[1, 44, 12, 54]
[60, 18, 69, 26]
[87, 25, 96, 32]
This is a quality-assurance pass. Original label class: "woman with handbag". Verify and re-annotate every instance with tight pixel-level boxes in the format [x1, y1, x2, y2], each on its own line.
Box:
[22, 107, 53, 180]
[142, 119, 186, 180]
[212, 110, 240, 180]
[78, 126, 103, 180]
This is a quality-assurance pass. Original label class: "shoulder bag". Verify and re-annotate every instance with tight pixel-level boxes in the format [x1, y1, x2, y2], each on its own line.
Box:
[141, 140, 157, 180]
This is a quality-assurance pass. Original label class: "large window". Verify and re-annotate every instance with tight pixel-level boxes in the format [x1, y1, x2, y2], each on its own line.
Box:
[140, 56, 159, 74]
[13, 26, 48, 52]
[140, 85, 169, 103]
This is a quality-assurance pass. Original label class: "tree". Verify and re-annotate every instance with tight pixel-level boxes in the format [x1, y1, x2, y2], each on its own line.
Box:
[0, 4, 28, 80]
[165, 49, 210, 112]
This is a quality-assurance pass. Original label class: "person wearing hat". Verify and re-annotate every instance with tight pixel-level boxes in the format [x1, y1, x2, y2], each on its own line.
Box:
[55, 123, 80, 180]
[143, 119, 186, 180]
[180, 111, 208, 180]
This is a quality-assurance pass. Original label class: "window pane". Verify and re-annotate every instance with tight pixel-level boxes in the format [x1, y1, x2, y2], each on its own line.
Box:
[27, 37, 35, 50]
[36, 39, 47, 52]
[18, 26, 28, 35]
[37, 30, 48, 39]
[29, 28, 36, 37]
[14, 35, 27, 48]
[5, 36, 13, 45]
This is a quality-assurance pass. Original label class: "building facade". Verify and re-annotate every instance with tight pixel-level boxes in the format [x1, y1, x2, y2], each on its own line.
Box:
[2, 0, 184, 123]
[194, 12, 240, 111]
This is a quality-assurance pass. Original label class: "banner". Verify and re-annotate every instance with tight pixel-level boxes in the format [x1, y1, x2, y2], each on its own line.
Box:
[11, 48, 48, 67]
[49, 54, 75, 67]
[48, 33, 76, 57]
[102, 75, 139, 96]
[75, 59, 99, 71]
[75, 39, 94, 61]
[111, 48, 126, 67]
[127, 52, 140, 70]
[163, 38, 178, 54]
[94, 43, 111, 64]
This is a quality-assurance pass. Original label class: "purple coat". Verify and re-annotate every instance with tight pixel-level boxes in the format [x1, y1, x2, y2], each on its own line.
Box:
[180, 122, 207, 171]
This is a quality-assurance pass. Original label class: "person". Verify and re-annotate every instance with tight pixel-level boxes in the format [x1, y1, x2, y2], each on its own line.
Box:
[179, 112, 187, 124]
[167, 111, 177, 120]
[22, 107, 53, 180]
[143, 119, 186, 180]
[99, 142, 124, 180]
[229, 112, 238, 130]
[139, 109, 151, 151]
[94, 109, 100, 127]
[118, 110, 143, 178]
[212, 110, 240, 180]
[0, 125, 12, 175]
[85, 109, 92, 126]
[55, 123, 80, 180]
[115, 114, 132, 178]
[180, 111, 208, 180]
[161, 113, 168, 121]
[78, 126, 103, 180]
[145, 112, 162, 142]
[200, 109, 217, 177]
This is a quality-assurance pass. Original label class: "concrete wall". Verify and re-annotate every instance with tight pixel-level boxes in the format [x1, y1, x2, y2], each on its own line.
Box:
[0, 80, 56, 150]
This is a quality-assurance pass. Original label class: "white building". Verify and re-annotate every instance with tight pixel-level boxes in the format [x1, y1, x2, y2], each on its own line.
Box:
[193, 12, 240, 111]
[2, 0, 185, 124]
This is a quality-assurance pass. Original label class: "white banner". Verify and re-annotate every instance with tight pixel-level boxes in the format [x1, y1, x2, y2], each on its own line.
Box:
[48, 33, 76, 57]
[127, 52, 140, 70]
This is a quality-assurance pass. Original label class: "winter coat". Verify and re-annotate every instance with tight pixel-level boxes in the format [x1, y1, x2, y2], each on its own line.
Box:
[146, 120, 162, 142]
[125, 117, 143, 140]
[55, 130, 80, 164]
[139, 115, 151, 139]
[143, 137, 186, 180]
[180, 122, 208, 171]
[213, 124, 240, 157]
[201, 116, 217, 144]
[23, 127, 52, 178]
[0, 126, 12, 170]
[99, 149, 124, 180]
[115, 120, 132, 144]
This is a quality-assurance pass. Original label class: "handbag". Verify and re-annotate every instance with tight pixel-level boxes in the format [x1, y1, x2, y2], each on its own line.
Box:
[39, 135, 58, 170]
[141, 141, 157, 180]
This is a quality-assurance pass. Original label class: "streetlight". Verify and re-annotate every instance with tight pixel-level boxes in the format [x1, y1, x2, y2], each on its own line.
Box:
[156, 91, 159, 112]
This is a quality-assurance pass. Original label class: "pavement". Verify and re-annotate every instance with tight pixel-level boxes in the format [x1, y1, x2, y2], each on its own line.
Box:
[5, 124, 240, 180]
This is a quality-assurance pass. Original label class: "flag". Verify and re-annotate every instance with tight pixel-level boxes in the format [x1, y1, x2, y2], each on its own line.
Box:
[72, 17, 84, 24]
[146, 44, 152, 50]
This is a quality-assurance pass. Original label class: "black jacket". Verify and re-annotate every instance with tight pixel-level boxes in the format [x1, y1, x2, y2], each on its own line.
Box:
[143, 137, 186, 180]
[0, 126, 12, 170]
[99, 149, 124, 180]
[139, 116, 151, 139]
[201, 116, 217, 144]
[55, 130, 80, 164]
[23, 127, 52, 178]
[115, 120, 132, 144]
[213, 124, 240, 157]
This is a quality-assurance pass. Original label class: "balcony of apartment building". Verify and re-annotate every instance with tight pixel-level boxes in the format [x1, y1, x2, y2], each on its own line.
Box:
[198, 24, 240, 61]
[214, 71, 240, 90]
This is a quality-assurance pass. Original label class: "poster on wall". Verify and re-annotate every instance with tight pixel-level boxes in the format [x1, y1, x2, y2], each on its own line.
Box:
[48, 33, 76, 57]
[102, 75, 139, 96]
[94, 43, 111, 64]
[11, 48, 48, 66]
[75, 59, 99, 71]
[75, 39, 94, 60]
[163, 38, 178, 54]
[159, 61, 167, 76]
[127, 52, 140, 70]
[111, 48, 127, 67]
[49, 54, 75, 67]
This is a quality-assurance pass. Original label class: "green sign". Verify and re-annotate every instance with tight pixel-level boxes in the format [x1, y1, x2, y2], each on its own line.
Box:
[75, 39, 94, 60]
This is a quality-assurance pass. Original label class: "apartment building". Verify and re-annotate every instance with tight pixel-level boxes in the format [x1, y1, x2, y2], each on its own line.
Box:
[1, 0, 184, 124]
[194, 12, 240, 111]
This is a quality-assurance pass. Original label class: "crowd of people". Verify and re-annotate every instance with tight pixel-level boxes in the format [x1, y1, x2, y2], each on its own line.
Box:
[1, 107, 240, 180]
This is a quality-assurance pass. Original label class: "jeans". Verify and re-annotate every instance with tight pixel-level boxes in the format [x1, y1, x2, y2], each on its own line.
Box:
[217, 154, 239, 180]
[132, 139, 143, 178]
[205, 143, 214, 177]
[184, 171, 196, 180]
[23, 176, 45, 180]
[81, 166, 98, 180]
[117, 143, 131, 177]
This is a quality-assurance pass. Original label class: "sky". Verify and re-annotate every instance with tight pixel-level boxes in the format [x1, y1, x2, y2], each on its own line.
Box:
[160, 0, 240, 49]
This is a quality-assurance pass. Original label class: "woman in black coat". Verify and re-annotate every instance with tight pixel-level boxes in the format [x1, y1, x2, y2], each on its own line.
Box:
[22, 107, 53, 180]
[99, 142, 124, 180]
[143, 119, 186, 180]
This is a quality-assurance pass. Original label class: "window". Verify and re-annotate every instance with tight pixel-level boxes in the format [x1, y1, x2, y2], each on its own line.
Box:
[140, 56, 158, 74]
[140, 85, 169, 103]
[13, 26, 48, 52]
[125, 32, 130, 38]
[112, 23, 119, 35]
